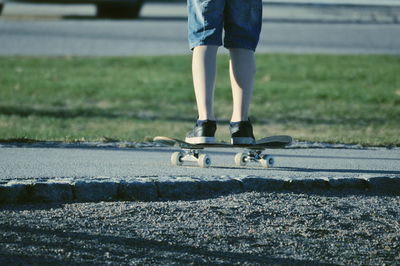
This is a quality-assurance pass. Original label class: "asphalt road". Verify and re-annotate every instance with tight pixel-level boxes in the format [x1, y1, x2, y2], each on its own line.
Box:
[0, 3, 399, 55]
[1, 144, 399, 182]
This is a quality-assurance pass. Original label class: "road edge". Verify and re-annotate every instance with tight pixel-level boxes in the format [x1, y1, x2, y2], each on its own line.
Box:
[1, 175, 399, 204]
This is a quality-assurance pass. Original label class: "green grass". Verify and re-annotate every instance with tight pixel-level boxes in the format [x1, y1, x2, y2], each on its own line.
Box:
[1, 54, 399, 146]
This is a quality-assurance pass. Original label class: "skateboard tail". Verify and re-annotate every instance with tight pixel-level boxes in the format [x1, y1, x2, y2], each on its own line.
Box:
[153, 136, 177, 146]
[256, 135, 293, 146]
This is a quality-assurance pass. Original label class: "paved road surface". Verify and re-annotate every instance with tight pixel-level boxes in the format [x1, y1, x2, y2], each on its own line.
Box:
[1, 144, 399, 181]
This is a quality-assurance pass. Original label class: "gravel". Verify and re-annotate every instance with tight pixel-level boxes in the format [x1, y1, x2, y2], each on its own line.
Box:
[1, 191, 399, 265]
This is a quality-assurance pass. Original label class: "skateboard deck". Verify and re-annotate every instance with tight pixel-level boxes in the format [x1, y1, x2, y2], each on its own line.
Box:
[154, 135, 292, 168]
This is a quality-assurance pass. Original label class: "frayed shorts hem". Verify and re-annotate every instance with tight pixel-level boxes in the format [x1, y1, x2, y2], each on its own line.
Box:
[190, 42, 257, 52]
[224, 43, 257, 52]
[189, 40, 222, 51]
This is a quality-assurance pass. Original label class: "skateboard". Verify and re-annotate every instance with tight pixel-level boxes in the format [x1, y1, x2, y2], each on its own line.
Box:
[153, 135, 292, 168]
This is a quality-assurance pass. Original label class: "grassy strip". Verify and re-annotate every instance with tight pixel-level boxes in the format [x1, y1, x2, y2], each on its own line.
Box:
[1, 54, 399, 146]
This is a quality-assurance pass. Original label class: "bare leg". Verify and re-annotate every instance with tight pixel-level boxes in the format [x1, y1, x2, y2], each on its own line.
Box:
[192, 45, 219, 121]
[229, 48, 256, 122]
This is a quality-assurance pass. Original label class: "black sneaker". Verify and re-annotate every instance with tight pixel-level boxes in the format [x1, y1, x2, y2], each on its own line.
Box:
[229, 120, 255, 144]
[185, 120, 217, 144]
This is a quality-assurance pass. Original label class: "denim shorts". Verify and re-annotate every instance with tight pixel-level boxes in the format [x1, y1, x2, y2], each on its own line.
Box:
[187, 0, 263, 51]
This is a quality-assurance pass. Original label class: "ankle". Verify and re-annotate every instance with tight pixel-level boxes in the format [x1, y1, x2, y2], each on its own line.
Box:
[198, 115, 216, 121]
[230, 119, 250, 124]
[230, 115, 249, 123]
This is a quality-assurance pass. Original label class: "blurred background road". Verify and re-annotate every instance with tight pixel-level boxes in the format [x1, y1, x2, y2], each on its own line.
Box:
[0, 1, 399, 55]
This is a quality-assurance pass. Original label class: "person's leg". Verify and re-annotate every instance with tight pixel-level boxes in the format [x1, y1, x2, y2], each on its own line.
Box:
[229, 48, 256, 122]
[185, 0, 224, 144]
[192, 45, 219, 121]
[185, 45, 218, 144]
[228, 48, 256, 144]
[223, 0, 262, 144]
[223, 0, 262, 123]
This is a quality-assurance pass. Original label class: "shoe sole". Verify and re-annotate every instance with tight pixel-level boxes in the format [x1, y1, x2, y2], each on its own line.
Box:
[185, 136, 216, 144]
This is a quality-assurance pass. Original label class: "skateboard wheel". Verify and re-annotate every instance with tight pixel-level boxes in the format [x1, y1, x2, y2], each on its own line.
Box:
[235, 152, 247, 166]
[260, 155, 274, 168]
[171, 151, 184, 166]
[198, 154, 211, 168]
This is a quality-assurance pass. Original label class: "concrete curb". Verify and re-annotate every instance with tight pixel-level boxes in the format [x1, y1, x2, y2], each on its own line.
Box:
[1, 175, 399, 204]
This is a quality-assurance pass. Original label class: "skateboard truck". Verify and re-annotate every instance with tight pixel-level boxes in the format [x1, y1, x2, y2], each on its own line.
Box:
[171, 149, 211, 168]
[171, 148, 273, 168]
[234, 150, 274, 168]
